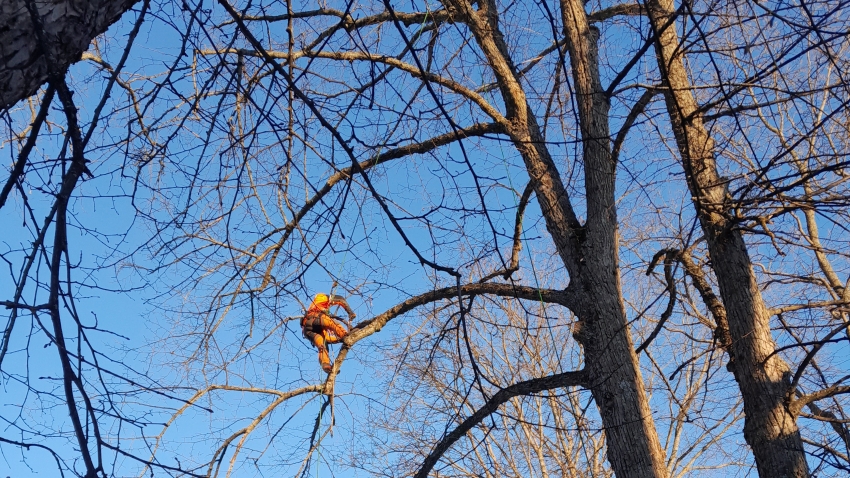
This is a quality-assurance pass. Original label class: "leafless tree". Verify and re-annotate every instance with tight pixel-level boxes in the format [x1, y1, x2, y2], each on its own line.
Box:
[3, 0, 850, 477]
[640, 0, 850, 475]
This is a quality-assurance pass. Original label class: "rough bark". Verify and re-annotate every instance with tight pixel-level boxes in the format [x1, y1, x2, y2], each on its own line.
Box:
[644, 0, 809, 475]
[559, 0, 668, 475]
[443, 0, 669, 476]
[0, 0, 140, 111]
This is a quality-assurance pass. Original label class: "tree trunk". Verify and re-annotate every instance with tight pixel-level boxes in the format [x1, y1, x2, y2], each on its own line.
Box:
[0, 0, 140, 111]
[559, 1, 669, 476]
[644, 0, 809, 475]
[448, 0, 670, 476]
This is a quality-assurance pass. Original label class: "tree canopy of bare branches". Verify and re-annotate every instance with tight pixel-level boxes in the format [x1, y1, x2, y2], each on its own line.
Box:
[2, 0, 850, 477]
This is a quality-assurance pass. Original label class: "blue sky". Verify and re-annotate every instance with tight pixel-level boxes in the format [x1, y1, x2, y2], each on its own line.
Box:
[3, 0, 850, 476]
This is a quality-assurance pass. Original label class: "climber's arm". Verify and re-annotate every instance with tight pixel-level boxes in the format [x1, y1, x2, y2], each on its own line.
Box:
[329, 295, 356, 319]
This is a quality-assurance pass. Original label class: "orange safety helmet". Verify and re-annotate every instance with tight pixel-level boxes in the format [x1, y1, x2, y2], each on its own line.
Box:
[312, 293, 330, 309]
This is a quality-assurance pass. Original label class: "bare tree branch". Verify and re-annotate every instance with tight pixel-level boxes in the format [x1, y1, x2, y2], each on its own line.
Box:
[413, 368, 587, 478]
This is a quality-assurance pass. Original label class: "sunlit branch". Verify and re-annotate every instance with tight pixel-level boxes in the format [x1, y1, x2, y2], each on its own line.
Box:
[345, 282, 578, 344]
[197, 48, 509, 125]
[413, 368, 587, 478]
[142, 384, 322, 476]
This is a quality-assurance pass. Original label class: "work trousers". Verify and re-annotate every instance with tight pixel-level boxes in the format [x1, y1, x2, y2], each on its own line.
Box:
[302, 313, 348, 372]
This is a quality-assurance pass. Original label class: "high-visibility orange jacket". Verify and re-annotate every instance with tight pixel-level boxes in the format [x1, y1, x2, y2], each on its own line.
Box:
[302, 293, 356, 373]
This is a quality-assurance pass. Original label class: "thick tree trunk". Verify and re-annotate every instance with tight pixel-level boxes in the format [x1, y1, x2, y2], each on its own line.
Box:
[514, 103, 669, 478]
[0, 0, 140, 111]
[446, 0, 669, 476]
[559, 1, 669, 476]
[645, 0, 809, 476]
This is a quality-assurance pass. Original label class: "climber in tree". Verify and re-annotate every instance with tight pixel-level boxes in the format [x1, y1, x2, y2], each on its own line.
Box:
[301, 293, 356, 373]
